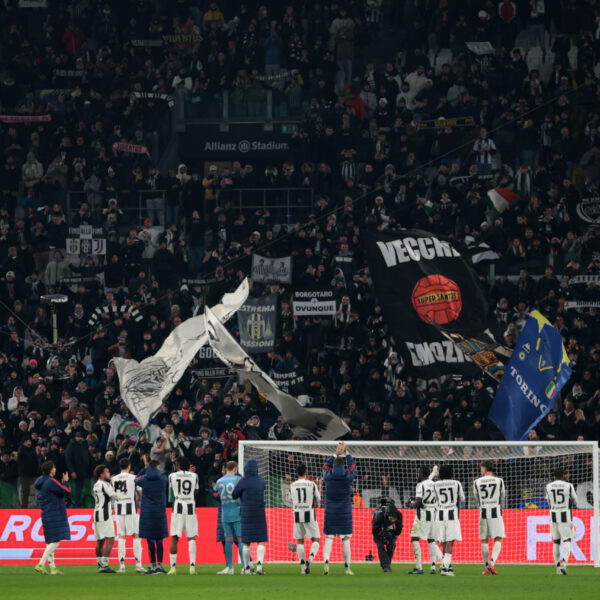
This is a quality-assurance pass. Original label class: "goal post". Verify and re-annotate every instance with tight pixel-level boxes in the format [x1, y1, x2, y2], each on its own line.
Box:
[238, 440, 600, 567]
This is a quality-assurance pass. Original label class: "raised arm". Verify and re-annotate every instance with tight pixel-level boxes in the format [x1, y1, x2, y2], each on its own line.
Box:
[322, 455, 335, 480]
[345, 455, 356, 482]
[48, 476, 71, 497]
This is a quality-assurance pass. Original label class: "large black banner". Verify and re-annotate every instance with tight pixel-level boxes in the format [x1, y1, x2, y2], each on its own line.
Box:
[365, 230, 492, 378]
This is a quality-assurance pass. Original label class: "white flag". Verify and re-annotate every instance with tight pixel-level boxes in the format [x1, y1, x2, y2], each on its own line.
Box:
[205, 306, 350, 440]
[113, 279, 249, 427]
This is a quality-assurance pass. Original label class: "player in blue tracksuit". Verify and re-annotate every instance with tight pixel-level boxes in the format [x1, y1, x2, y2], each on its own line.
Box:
[215, 461, 246, 574]
[322, 442, 356, 575]
[232, 459, 268, 574]
[34, 461, 71, 575]
[136, 458, 168, 574]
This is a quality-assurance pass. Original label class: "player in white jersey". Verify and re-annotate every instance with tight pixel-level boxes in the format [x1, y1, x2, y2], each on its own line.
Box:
[545, 467, 578, 575]
[433, 465, 465, 577]
[473, 460, 506, 575]
[167, 457, 199, 575]
[92, 464, 118, 573]
[409, 464, 443, 575]
[112, 458, 145, 573]
[290, 463, 321, 574]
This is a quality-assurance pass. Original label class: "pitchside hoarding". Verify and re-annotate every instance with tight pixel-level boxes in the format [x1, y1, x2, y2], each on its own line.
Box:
[0, 509, 596, 565]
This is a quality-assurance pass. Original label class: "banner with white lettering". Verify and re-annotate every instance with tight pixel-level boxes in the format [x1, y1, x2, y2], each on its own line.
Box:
[269, 367, 308, 397]
[237, 294, 278, 353]
[251, 254, 292, 284]
[365, 230, 494, 378]
[292, 288, 336, 316]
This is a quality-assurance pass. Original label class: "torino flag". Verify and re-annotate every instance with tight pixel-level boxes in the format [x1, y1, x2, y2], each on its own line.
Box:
[365, 230, 495, 378]
[489, 311, 572, 440]
[205, 306, 350, 440]
[113, 279, 249, 427]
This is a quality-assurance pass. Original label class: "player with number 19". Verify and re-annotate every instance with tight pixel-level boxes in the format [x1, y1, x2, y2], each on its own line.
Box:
[473, 460, 506, 575]
[167, 457, 199, 575]
[545, 467, 578, 575]
[290, 463, 321, 574]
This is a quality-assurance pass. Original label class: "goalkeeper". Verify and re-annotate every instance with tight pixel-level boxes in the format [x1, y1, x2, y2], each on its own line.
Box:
[371, 499, 403, 573]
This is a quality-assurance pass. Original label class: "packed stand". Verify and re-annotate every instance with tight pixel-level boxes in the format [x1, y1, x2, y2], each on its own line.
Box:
[1, 1, 600, 507]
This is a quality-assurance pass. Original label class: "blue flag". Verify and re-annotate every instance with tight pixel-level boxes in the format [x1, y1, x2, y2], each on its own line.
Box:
[489, 310, 572, 441]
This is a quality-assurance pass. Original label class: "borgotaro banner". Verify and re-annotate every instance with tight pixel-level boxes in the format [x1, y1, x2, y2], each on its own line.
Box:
[251, 254, 292, 284]
[292, 288, 336, 316]
[365, 230, 491, 377]
[112, 279, 248, 427]
[489, 311, 572, 441]
[206, 306, 349, 440]
[237, 294, 277, 353]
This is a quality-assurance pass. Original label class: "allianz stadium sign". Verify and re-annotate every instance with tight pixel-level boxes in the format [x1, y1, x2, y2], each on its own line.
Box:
[203, 140, 290, 153]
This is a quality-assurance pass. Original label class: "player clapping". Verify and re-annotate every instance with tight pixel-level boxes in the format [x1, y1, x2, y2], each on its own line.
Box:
[167, 457, 199, 575]
[433, 465, 465, 577]
[322, 442, 356, 576]
[545, 467, 578, 575]
[473, 460, 506, 575]
[290, 463, 321, 574]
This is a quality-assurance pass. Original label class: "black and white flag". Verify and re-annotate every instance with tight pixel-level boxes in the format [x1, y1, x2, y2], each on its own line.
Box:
[113, 279, 249, 427]
[205, 306, 350, 440]
[237, 294, 277, 353]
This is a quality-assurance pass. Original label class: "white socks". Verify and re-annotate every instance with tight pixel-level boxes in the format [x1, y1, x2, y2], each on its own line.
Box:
[491, 541, 502, 565]
[323, 536, 333, 563]
[429, 541, 442, 564]
[442, 552, 451, 570]
[134, 538, 142, 566]
[412, 540, 422, 569]
[243, 544, 252, 568]
[170, 553, 177, 568]
[553, 543, 561, 565]
[297, 544, 305, 563]
[563, 541, 571, 563]
[188, 540, 196, 566]
[39, 542, 59, 567]
[118, 538, 126, 563]
[257, 544, 265, 566]
[482, 542, 490, 566]
[309, 541, 319, 561]
[342, 538, 351, 568]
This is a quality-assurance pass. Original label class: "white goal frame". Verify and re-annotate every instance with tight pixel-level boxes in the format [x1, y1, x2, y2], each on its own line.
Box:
[239, 440, 600, 567]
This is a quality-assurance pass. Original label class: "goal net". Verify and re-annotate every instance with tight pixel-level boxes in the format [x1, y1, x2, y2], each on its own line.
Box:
[238, 441, 600, 567]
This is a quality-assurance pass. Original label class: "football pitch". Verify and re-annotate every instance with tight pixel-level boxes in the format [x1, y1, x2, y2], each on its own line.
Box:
[0, 565, 598, 599]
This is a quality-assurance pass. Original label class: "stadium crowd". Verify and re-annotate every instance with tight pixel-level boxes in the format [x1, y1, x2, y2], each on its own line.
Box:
[1, 0, 600, 507]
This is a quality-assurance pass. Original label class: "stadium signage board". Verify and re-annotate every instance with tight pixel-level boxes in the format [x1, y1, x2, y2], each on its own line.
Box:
[292, 289, 336, 316]
[0, 508, 597, 565]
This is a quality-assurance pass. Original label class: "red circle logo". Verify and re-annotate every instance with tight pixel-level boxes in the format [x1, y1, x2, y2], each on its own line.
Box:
[411, 275, 462, 325]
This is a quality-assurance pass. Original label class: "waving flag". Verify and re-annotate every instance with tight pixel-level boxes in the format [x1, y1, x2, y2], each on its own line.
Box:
[489, 311, 572, 440]
[113, 279, 249, 427]
[205, 306, 350, 440]
[487, 187, 520, 215]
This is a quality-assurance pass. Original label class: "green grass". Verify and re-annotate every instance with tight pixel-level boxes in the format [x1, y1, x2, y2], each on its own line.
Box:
[0, 564, 598, 599]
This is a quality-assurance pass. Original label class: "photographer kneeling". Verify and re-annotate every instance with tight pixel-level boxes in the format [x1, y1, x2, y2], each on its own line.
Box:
[372, 499, 403, 572]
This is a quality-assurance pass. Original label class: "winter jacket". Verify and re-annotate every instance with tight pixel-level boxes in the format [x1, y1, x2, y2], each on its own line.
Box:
[323, 454, 356, 535]
[232, 460, 267, 542]
[35, 475, 71, 543]
[65, 438, 91, 479]
[135, 466, 168, 539]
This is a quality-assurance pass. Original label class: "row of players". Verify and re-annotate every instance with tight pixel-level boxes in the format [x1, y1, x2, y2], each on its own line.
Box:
[32, 442, 578, 575]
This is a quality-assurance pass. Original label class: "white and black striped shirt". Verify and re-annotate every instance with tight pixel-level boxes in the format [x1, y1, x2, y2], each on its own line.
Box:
[112, 472, 137, 516]
[290, 478, 320, 523]
[545, 480, 577, 523]
[93, 480, 117, 523]
[473, 475, 505, 520]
